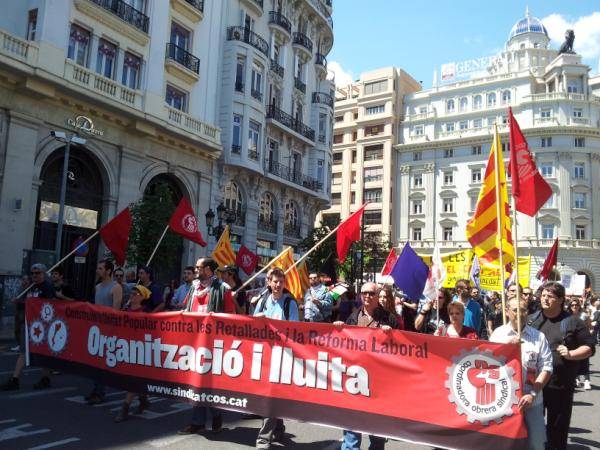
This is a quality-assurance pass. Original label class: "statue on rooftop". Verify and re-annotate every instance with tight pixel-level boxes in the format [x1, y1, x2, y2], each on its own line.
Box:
[558, 30, 575, 55]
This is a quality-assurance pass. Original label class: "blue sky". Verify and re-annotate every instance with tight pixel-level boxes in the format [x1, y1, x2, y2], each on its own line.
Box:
[328, 1, 600, 88]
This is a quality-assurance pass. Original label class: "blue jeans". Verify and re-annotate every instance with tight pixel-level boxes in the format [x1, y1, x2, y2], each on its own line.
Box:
[342, 430, 386, 450]
[524, 401, 545, 450]
[191, 405, 218, 426]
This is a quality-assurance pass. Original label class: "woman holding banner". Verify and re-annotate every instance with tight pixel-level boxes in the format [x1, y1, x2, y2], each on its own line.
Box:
[415, 288, 451, 334]
[437, 302, 478, 339]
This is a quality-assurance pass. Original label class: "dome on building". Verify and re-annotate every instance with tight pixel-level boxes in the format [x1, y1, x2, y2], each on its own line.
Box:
[508, 9, 548, 40]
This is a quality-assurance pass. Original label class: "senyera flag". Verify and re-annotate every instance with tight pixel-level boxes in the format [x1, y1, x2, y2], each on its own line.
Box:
[168, 198, 207, 247]
[98, 207, 132, 266]
[26, 299, 528, 450]
[336, 203, 368, 261]
[508, 107, 552, 216]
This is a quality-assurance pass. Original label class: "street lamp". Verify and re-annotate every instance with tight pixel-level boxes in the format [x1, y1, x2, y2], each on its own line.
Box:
[205, 202, 236, 237]
[50, 131, 86, 263]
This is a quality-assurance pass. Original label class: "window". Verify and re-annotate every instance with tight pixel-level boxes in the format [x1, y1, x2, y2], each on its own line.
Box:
[473, 118, 482, 129]
[235, 56, 245, 91]
[67, 24, 91, 66]
[412, 200, 423, 214]
[472, 145, 482, 155]
[540, 164, 553, 177]
[171, 22, 190, 50]
[165, 84, 187, 111]
[573, 108, 583, 118]
[459, 97, 468, 111]
[27, 9, 38, 41]
[540, 109, 551, 119]
[442, 198, 454, 213]
[487, 92, 496, 107]
[419, 106, 427, 114]
[541, 223, 554, 239]
[574, 163, 585, 179]
[364, 144, 383, 160]
[414, 125, 424, 136]
[364, 188, 382, 203]
[232, 114, 242, 153]
[353, 112, 358, 120]
[259, 193, 275, 223]
[501, 90, 511, 105]
[460, 120, 468, 130]
[352, 150, 357, 163]
[334, 115, 344, 123]
[575, 137, 585, 148]
[543, 194, 554, 208]
[443, 227, 453, 241]
[248, 120, 261, 159]
[501, 115, 508, 125]
[285, 200, 299, 229]
[364, 166, 383, 182]
[501, 142, 510, 153]
[333, 134, 343, 144]
[364, 124, 384, 136]
[122, 52, 141, 89]
[318, 113, 327, 142]
[332, 173, 342, 185]
[95, 39, 117, 78]
[413, 151, 422, 161]
[574, 192, 586, 209]
[351, 192, 356, 203]
[473, 95, 482, 109]
[364, 80, 387, 95]
[446, 99, 455, 113]
[445, 123, 455, 132]
[251, 63, 263, 100]
[333, 152, 343, 162]
[575, 225, 586, 240]
[331, 193, 341, 205]
[541, 137, 552, 147]
[364, 211, 382, 225]
[352, 131, 357, 141]
[366, 105, 385, 115]
[471, 168, 482, 183]
[470, 196, 478, 211]
[224, 181, 244, 213]
[412, 227, 422, 241]
[443, 148, 454, 158]
[413, 174, 423, 188]
[443, 171, 454, 185]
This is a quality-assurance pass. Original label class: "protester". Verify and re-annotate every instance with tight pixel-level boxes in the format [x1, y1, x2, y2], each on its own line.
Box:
[454, 279, 482, 333]
[253, 267, 299, 449]
[51, 266, 75, 301]
[138, 266, 165, 312]
[486, 297, 505, 336]
[528, 281, 595, 450]
[303, 272, 333, 322]
[10, 275, 31, 352]
[85, 260, 123, 404]
[568, 301, 592, 390]
[114, 285, 152, 422]
[415, 288, 451, 334]
[333, 288, 359, 323]
[522, 286, 539, 314]
[490, 297, 553, 450]
[379, 285, 404, 329]
[438, 301, 478, 339]
[113, 268, 131, 306]
[179, 258, 235, 435]
[125, 269, 136, 284]
[2, 264, 55, 391]
[167, 266, 195, 311]
[219, 265, 248, 315]
[333, 281, 398, 449]
[592, 298, 600, 345]
[506, 282, 523, 300]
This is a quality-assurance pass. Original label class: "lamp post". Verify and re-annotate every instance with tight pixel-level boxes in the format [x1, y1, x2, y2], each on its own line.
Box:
[205, 202, 236, 239]
[49, 131, 87, 263]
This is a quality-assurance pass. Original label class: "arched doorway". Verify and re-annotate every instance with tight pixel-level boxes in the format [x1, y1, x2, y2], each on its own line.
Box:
[34, 146, 106, 299]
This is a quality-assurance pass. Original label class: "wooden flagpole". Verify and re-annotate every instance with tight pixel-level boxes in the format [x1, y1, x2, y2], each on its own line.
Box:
[145, 225, 169, 267]
[284, 222, 342, 275]
[493, 124, 508, 325]
[511, 197, 523, 340]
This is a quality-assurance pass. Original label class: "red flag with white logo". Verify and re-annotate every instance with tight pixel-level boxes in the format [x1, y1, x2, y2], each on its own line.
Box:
[168, 198, 207, 247]
[508, 108, 552, 216]
[380, 248, 398, 276]
[236, 245, 259, 275]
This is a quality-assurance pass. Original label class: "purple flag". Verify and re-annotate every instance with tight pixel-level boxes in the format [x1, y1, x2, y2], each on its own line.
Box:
[389, 242, 429, 301]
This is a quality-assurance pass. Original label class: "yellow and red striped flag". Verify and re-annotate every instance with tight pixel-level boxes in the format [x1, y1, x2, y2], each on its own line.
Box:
[466, 127, 514, 265]
[211, 225, 236, 267]
[297, 260, 310, 294]
[272, 247, 303, 301]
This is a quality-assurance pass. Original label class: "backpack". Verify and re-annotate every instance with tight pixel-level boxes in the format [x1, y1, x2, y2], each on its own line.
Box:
[256, 291, 296, 320]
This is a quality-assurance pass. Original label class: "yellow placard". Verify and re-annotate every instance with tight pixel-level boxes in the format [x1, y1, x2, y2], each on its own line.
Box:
[419, 250, 473, 288]
[479, 256, 531, 292]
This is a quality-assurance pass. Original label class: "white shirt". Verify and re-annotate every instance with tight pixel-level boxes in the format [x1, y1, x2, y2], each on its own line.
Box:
[490, 324, 553, 405]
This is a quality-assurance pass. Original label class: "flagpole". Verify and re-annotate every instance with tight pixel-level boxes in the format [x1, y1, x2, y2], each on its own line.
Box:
[493, 124, 508, 325]
[16, 231, 100, 300]
[145, 225, 169, 267]
[511, 197, 522, 340]
[234, 246, 293, 295]
[283, 221, 344, 275]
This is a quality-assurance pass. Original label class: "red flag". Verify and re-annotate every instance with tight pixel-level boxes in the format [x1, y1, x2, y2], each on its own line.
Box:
[537, 238, 559, 281]
[236, 245, 258, 275]
[381, 248, 398, 276]
[336, 203, 368, 261]
[508, 107, 552, 216]
[168, 198, 207, 247]
[99, 207, 132, 266]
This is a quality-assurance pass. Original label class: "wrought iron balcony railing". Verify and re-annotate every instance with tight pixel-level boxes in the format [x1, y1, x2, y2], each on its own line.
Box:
[165, 43, 200, 74]
[270, 59, 284, 78]
[266, 160, 322, 193]
[292, 32, 313, 53]
[251, 88, 263, 102]
[312, 92, 334, 108]
[184, 0, 204, 12]
[268, 11, 291, 34]
[227, 26, 269, 56]
[266, 105, 315, 141]
[258, 217, 277, 233]
[248, 149, 259, 160]
[89, 0, 149, 32]
[294, 77, 306, 93]
[231, 144, 241, 154]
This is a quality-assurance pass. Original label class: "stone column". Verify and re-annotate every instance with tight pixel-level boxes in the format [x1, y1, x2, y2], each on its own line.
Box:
[398, 165, 410, 241]
[558, 152, 572, 238]
[423, 163, 435, 241]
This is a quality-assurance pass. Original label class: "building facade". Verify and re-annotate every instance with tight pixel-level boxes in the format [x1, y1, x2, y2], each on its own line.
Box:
[215, 0, 334, 265]
[396, 12, 600, 290]
[321, 67, 420, 239]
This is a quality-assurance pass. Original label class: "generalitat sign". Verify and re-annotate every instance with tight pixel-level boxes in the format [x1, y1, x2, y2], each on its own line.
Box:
[67, 115, 104, 136]
[440, 55, 501, 84]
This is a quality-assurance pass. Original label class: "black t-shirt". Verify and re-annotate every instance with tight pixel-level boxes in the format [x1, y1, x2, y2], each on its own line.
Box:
[29, 280, 56, 299]
[532, 310, 596, 389]
[55, 283, 75, 299]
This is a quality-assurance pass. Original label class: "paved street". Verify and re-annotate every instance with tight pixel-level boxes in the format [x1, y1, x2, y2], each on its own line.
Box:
[0, 342, 598, 450]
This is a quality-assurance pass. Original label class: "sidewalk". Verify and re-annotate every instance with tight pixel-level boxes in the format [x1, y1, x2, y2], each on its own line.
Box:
[0, 315, 16, 343]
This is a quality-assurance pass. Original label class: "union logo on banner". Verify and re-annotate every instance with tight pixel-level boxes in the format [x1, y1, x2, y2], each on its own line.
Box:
[181, 214, 198, 233]
[445, 348, 519, 425]
[29, 302, 69, 354]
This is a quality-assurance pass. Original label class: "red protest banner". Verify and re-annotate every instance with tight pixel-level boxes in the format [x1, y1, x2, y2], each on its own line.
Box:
[26, 299, 527, 449]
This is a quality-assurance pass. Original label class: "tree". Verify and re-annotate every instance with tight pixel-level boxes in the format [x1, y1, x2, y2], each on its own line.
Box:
[126, 183, 183, 282]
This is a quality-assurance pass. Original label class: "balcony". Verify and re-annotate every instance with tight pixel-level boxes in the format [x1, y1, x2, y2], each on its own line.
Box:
[569, 117, 590, 126]
[235, 81, 244, 93]
[266, 105, 315, 142]
[523, 92, 586, 103]
[251, 88, 263, 102]
[248, 148, 259, 160]
[86, 0, 149, 32]
[284, 223, 301, 238]
[270, 59, 284, 78]
[170, 0, 204, 22]
[0, 29, 39, 66]
[294, 77, 306, 94]
[266, 161, 322, 193]
[268, 11, 291, 36]
[231, 144, 241, 154]
[306, 0, 333, 29]
[292, 32, 313, 55]
[242, 0, 264, 15]
[165, 43, 200, 83]
[312, 92, 334, 109]
[227, 26, 269, 57]
[258, 217, 277, 234]
[165, 105, 221, 146]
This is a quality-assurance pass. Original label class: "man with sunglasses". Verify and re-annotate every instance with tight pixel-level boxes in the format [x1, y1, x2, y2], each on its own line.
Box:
[1, 263, 56, 391]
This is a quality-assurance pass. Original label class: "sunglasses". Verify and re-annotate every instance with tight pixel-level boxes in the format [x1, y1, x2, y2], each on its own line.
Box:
[361, 291, 377, 296]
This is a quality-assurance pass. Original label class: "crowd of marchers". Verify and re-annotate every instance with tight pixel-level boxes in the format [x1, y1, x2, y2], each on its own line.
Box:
[2, 259, 598, 450]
